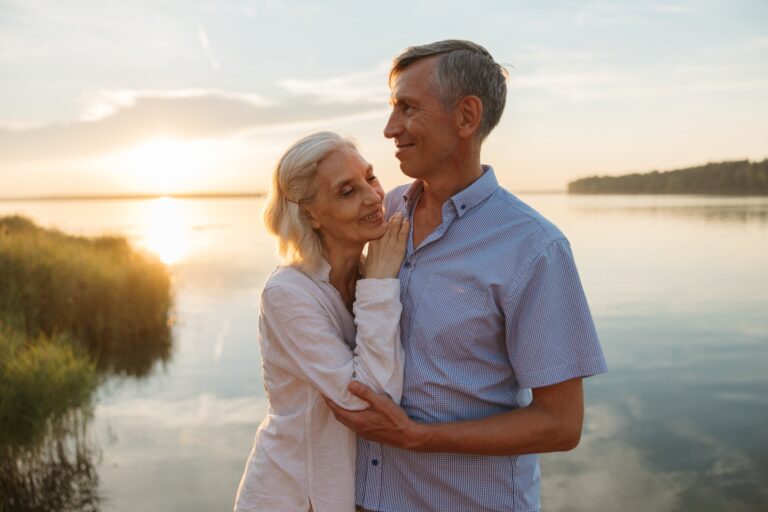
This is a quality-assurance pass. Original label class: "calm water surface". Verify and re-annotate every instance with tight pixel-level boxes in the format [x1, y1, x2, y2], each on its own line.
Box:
[1, 194, 766, 511]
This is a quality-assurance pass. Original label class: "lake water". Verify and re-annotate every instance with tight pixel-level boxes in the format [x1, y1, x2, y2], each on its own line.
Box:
[1, 193, 766, 511]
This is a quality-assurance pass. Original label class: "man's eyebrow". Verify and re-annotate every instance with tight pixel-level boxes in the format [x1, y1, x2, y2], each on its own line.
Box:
[390, 94, 418, 108]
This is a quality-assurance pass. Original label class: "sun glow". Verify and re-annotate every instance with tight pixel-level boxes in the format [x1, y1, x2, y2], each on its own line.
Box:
[104, 136, 221, 193]
[140, 197, 191, 265]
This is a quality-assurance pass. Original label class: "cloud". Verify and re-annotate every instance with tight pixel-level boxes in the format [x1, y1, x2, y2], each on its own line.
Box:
[79, 88, 271, 121]
[745, 36, 768, 50]
[278, 61, 391, 104]
[542, 404, 692, 512]
[0, 89, 382, 164]
[509, 65, 768, 103]
[197, 24, 219, 70]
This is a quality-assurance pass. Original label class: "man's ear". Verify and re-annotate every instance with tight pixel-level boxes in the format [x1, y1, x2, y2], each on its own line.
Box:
[456, 95, 483, 139]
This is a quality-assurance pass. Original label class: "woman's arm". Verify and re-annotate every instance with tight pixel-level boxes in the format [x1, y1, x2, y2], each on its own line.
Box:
[351, 213, 408, 403]
[260, 215, 408, 409]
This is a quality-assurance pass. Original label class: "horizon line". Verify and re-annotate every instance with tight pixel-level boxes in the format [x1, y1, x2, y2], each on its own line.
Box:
[0, 189, 567, 202]
[0, 191, 267, 202]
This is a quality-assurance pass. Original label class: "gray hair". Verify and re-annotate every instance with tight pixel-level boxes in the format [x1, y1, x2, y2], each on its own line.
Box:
[263, 131, 355, 271]
[390, 39, 508, 141]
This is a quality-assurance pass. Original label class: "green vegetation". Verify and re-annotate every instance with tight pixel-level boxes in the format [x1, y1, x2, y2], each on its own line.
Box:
[0, 330, 96, 448]
[568, 159, 768, 195]
[0, 215, 174, 510]
[0, 215, 173, 376]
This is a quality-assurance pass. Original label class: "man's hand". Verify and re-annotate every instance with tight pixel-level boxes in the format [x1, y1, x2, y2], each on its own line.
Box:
[326, 378, 584, 455]
[324, 381, 426, 450]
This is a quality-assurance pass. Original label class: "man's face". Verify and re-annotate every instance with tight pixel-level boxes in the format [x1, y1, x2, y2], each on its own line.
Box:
[384, 57, 460, 180]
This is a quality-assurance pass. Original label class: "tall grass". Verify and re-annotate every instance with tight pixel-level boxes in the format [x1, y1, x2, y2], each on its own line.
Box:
[0, 329, 96, 448]
[0, 215, 173, 376]
[1, 214, 175, 509]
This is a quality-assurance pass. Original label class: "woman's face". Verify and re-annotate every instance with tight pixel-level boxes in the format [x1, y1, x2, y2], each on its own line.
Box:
[304, 145, 386, 250]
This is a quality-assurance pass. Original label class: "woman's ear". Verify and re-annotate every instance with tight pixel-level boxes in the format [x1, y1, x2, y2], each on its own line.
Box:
[456, 95, 483, 139]
[302, 205, 322, 230]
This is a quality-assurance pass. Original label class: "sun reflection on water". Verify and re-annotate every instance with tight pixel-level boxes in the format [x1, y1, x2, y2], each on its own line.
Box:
[141, 197, 190, 265]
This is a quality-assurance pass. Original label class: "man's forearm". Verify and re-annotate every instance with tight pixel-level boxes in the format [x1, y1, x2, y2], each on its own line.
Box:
[407, 403, 578, 455]
[404, 378, 584, 456]
[327, 377, 585, 457]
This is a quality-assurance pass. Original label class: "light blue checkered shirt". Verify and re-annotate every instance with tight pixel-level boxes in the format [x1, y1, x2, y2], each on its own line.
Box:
[355, 167, 608, 512]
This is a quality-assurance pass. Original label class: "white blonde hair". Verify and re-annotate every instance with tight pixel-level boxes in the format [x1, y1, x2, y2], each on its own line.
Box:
[263, 131, 355, 272]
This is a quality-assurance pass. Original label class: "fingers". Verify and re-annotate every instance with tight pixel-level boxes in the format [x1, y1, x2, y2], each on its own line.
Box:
[381, 211, 407, 243]
[323, 395, 363, 425]
[348, 380, 375, 401]
[323, 395, 339, 412]
[398, 216, 410, 242]
[387, 212, 403, 237]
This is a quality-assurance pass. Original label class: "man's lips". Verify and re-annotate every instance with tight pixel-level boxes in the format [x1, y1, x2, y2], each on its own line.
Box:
[395, 143, 415, 158]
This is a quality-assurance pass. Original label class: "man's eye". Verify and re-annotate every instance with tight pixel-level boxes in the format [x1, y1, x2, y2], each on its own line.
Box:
[366, 175, 378, 183]
[341, 188, 354, 197]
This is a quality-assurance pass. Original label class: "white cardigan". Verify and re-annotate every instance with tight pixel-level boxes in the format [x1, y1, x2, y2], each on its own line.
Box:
[234, 261, 404, 512]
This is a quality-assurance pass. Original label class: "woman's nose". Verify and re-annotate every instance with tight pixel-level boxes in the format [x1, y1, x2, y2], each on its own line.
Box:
[362, 183, 382, 205]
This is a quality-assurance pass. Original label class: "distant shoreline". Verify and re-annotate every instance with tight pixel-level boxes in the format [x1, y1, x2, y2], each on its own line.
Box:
[568, 159, 768, 195]
[0, 192, 266, 202]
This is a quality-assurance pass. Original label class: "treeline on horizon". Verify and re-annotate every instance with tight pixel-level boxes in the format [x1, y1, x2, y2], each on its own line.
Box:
[568, 159, 768, 195]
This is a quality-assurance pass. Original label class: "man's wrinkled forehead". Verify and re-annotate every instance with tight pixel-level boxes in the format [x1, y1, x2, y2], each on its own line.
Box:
[387, 57, 440, 101]
[389, 54, 441, 87]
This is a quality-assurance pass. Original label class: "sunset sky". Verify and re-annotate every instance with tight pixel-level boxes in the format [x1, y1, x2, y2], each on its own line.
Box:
[1, 0, 767, 196]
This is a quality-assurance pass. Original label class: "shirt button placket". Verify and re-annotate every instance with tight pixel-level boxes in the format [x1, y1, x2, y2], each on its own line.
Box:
[365, 443, 384, 509]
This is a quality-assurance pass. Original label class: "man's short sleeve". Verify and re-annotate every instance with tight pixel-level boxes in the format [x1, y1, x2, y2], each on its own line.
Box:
[504, 238, 607, 389]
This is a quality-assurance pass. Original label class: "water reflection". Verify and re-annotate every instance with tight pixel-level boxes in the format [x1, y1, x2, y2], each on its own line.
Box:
[0, 410, 100, 512]
[542, 314, 768, 511]
[568, 195, 768, 224]
[140, 197, 192, 265]
[2, 196, 767, 511]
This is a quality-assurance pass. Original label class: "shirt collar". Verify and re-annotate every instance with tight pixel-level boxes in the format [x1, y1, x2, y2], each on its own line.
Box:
[402, 165, 499, 217]
[304, 258, 332, 283]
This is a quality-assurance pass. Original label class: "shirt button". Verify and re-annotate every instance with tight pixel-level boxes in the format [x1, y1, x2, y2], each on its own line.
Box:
[460, 204, 466, 210]
[371, 459, 379, 466]
[403, 261, 411, 268]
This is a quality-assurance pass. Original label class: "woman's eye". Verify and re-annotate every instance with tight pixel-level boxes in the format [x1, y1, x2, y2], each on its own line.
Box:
[366, 175, 378, 183]
[341, 188, 354, 197]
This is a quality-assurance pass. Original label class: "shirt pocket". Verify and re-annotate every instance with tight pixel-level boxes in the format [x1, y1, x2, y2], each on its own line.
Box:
[413, 274, 491, 350]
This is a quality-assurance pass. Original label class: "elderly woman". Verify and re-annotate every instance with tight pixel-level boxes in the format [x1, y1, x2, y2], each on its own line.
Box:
[234, 132, 407, 512]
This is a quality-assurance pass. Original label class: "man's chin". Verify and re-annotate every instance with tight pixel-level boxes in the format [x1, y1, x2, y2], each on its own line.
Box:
[399, 163, 423, 180]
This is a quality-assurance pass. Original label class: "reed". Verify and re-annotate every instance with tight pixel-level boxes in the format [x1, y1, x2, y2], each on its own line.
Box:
[0, 215, 174, 508]
[0, 215, 173, 377]
[0, 329, 96, 448]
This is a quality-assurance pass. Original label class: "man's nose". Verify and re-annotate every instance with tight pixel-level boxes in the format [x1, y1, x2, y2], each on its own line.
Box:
[383, 110, 401, 139]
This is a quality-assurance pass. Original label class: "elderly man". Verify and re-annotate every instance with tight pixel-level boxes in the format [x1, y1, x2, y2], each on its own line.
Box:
[327, 40, 607, 512]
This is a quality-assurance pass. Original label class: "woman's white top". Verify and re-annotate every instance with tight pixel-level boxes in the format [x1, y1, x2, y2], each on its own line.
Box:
[234, 261, 404, 512]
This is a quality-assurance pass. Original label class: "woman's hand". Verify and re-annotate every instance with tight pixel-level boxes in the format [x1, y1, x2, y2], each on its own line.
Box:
[364, 212, 409, 279]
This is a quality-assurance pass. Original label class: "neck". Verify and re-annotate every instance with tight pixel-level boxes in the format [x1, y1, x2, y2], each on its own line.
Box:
[421, 149, 483, 208]
[323, 240, 364, 309]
